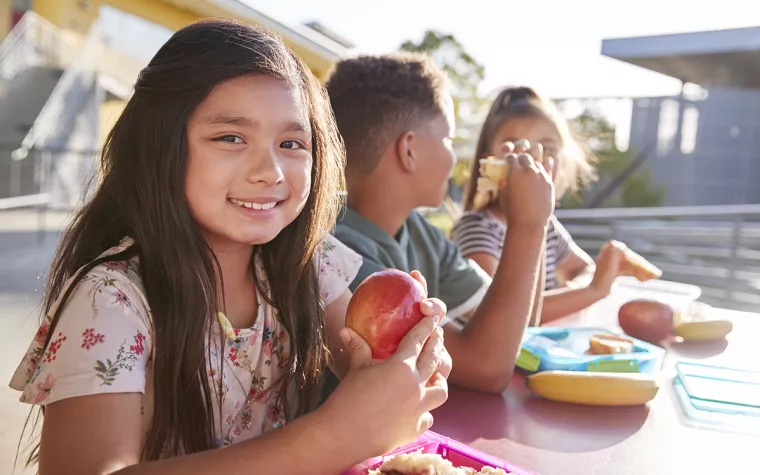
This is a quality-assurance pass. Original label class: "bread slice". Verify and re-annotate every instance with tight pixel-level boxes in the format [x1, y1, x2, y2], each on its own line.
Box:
[620, 248, 662, 282]
[588, 333, 635, 355]
[473, 157, 510, 210]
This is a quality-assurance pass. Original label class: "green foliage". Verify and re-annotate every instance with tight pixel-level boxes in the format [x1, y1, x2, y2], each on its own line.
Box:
[562, 110, 666, 208]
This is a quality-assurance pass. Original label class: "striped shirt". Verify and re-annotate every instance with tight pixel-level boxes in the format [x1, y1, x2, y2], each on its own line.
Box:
[451, 212, 573, 290]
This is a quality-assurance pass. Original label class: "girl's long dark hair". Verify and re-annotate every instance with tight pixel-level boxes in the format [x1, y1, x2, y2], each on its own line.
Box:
[24, 19, 344, 462]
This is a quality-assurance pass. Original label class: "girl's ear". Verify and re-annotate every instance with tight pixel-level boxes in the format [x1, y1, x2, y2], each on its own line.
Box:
[396, 130, 416, 174]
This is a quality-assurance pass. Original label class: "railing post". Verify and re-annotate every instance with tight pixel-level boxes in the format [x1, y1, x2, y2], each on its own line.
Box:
[727, 215, 743, 304]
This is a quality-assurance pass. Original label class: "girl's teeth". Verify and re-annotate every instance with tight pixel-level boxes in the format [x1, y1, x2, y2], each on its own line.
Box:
[230, 199, 277, 210]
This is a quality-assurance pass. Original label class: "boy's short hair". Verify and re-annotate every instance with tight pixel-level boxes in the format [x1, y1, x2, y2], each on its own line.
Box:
[326, 53, 449, 175]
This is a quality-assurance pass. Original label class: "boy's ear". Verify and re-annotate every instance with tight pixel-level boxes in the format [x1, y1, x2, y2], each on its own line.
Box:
[396, 130, 416, 174]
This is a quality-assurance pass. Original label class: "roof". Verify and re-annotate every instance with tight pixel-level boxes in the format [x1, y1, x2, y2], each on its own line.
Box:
[303, 21, 354, 49]
[601, 26, 760, 88]
[163, 0, 351, 78]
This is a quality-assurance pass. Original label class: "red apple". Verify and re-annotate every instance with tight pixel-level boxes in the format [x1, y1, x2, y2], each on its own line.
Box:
[618, 299, 674, 344]
[346, 269, 427, 359]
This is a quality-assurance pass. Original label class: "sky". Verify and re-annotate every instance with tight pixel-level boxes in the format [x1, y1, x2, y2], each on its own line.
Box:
[100, 0, 760, 138]
[241, 0, 760, 99]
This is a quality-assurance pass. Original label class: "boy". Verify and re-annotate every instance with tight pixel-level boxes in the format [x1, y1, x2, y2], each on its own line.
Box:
[327, 54, 554, 393]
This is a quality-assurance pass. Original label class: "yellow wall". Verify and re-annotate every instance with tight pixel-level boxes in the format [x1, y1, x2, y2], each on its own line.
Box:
[0, 0, 11, 40]
[32, 0, 100, 34]
[99, 99, 126, 144]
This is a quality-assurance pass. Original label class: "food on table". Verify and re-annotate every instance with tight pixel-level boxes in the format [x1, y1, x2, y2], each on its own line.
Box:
[618, 299, 674, 344]
[674, 303, 733, 342]
[526, 370, 660, 406]
[619, 246, 662, 282]
[346, 269, 427, 359]
[587, 332, 635, 355]
[368, 450, 507, 475]
[672, 301, 733, 341]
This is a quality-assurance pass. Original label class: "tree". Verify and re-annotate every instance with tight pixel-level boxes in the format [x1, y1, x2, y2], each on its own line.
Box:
[561, 109, 666, 209]
[399, 31, 486, 196]
[400, 30, 486, 123]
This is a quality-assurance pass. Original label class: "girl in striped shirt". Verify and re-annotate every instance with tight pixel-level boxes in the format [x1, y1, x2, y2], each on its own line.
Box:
[453, 86, 629, 323]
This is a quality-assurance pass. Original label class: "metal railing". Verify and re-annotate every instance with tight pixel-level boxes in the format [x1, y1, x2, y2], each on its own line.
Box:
[555, 205, 760, 312]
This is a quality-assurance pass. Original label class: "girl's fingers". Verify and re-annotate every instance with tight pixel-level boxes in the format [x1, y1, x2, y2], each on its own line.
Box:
[393, 316, 437, 363]
[417, 412, 435, 435]
[409, 270, 429, 298]
[419, 298, 447, 324]
[421, 374, 449, 412]
[416, 326, 444, 382]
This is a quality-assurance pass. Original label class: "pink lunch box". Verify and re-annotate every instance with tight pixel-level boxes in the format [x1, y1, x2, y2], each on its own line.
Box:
[343, 431, 536, 474]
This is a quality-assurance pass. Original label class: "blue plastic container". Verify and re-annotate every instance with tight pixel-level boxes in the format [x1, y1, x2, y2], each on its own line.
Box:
[516, 326, 666, 374]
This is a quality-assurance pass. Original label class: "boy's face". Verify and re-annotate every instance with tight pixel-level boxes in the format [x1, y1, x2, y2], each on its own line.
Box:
[412, 94, 457, 207]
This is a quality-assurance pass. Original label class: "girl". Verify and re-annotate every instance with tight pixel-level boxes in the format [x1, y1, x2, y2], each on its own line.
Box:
[10, 20, 450, 474]
[453, 86, 627, 323]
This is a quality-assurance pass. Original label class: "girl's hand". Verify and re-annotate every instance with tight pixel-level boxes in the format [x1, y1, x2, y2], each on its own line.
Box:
[410, 270, 451, 381]
[320, 315, 450, 461]
[590, 240, 628, 296]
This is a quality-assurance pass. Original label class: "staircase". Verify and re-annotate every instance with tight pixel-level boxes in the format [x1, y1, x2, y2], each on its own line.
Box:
[0, 12, 146, 208]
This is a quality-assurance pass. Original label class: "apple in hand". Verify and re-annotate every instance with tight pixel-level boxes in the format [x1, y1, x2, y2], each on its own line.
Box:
[346, 269, 427, 359]
[618, 299, 674, 344]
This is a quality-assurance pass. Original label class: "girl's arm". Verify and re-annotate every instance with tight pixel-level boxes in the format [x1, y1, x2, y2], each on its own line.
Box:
[41, 393, 349, 475]
[39, 314, 450, 475]
[466, 243, 624, 324]
[324, 289, 352, 379]
[554, 240, 594, 286]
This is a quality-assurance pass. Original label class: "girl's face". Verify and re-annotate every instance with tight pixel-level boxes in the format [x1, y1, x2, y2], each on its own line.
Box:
[185, 75, 313, 248]
[489, 115, 561, 182]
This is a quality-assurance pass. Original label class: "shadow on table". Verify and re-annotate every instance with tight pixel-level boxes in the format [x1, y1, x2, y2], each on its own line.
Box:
[517, 394, 650, 452]
[433, 381, 650, 454]
[668, 338, 729, 359]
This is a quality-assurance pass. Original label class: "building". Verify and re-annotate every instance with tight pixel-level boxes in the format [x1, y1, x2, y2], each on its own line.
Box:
[602, 27, 760, 206]
[0, 0, 350, 206]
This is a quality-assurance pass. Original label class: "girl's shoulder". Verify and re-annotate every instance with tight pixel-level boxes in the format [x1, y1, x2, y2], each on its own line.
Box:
[452, 210, 505, 236]
[10, 237, 153, 406]
[314, 233, 362, 306]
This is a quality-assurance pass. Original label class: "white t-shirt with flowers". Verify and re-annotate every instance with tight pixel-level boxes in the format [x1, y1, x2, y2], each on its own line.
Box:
[9, 234, 362, 448]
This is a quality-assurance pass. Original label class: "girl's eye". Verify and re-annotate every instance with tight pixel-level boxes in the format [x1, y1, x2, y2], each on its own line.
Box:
[281, 140, 306, 150]
[214, 135, 244, 144]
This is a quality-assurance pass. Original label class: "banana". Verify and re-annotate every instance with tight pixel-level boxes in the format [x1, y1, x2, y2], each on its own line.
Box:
[526, 370, 660, 406]
[674, 319, 733, 341]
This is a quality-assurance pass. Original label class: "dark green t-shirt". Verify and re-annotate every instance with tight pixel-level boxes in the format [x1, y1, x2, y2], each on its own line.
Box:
[333, 208, 490, 321]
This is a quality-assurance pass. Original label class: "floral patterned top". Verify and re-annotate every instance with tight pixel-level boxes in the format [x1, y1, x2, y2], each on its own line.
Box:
[9, 234, 362, 449]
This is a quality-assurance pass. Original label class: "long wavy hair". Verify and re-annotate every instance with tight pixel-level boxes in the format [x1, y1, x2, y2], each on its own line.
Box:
[23, 18, 344, 463]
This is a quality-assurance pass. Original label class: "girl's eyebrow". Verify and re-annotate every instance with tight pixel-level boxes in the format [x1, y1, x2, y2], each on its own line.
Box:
[204, 115, 310, 134]
[205, 115, 254, 127]
[284, 120, 310, 134]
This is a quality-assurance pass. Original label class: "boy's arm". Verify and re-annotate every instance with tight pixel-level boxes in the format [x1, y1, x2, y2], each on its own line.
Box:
[443, 223, 546, 394]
